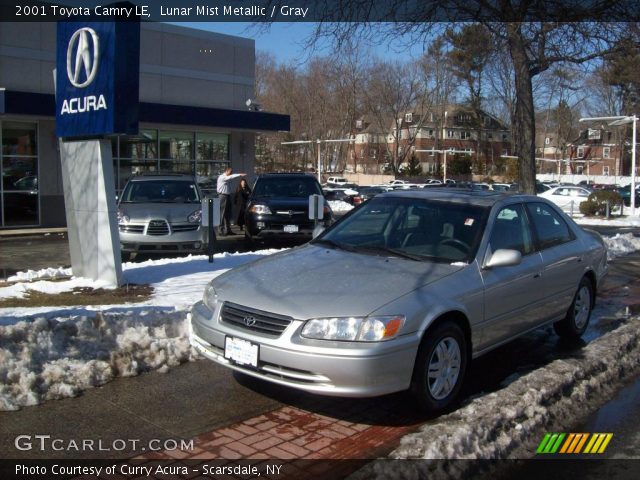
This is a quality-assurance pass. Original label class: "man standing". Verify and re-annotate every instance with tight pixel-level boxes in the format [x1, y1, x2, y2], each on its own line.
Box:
[216, 167, 246, 235]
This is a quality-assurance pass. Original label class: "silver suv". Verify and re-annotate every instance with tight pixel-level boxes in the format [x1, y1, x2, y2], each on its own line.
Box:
[117, 174, 205, 257]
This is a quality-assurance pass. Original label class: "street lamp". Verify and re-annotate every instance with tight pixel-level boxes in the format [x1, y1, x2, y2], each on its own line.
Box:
[415, 148, 475, 183]
[282, 138, 354, 182]
[579, 115, 637, 215]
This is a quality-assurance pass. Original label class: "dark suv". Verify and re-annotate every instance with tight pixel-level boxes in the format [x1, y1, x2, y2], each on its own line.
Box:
[245, 173, 333, 244]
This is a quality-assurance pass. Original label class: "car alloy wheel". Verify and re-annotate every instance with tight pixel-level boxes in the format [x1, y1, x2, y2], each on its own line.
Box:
[411, 321, 468, 412]
[554, 276, 593, 339]
[427, 337, 462, 400]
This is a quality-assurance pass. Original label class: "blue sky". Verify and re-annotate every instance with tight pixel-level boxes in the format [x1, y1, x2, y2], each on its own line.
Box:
[173, 22, 427, 65]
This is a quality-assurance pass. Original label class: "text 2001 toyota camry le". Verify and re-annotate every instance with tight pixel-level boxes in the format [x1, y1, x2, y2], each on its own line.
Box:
[190, 190, 607, 412]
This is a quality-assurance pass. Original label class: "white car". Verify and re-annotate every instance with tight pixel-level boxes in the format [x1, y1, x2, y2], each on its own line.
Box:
[326, 176, 349, 186]
[539, 186, 592, 212]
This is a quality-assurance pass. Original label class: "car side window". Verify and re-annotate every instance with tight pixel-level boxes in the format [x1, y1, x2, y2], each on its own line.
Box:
[526, 202, 574, 250]
[489, 204, 534, 255]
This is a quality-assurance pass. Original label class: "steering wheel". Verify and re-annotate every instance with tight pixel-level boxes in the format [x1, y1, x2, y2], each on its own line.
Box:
[438, 238, 470, 253]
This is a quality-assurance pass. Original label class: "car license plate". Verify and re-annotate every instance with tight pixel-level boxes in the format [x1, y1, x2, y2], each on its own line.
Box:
[224, 337, 259, 368]
[283, 224, 299, 233]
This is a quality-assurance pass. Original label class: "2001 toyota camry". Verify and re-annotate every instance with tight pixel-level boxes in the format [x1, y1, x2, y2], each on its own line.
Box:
[190, 190, 607, 411]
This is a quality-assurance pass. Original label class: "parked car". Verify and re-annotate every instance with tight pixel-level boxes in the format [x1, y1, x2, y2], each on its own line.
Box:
[357, 186, 387, 202]
[616, 185, 640, 207]
[490, 183, 511, 192]
[244, 173, 333, 244]
[323, 187, 359, 205]
[190, 189, 607, 412]
[326, 176, 350, 186]
[117, 174, 205, 258]
[538, 185, 592, 212]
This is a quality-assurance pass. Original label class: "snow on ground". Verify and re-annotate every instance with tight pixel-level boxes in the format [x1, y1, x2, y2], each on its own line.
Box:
[0, 249, 283, 320]
[354, 314, 640, 477]
[0, 249, 284, 410]
[328, 200, 354, 212]
[604, 233, 640, 258]
[0, 310, 195, 411]
[576, 215, 640, 227]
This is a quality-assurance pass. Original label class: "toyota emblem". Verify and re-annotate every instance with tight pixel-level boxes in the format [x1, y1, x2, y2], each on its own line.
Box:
[244, 316, 257, 327]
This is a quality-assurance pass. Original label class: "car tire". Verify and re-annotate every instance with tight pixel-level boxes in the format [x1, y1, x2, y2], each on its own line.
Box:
[410, 321, 468, 413]
[554, 277, 593, 339]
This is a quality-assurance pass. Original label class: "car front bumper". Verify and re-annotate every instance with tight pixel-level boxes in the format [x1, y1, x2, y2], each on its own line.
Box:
[190, 300, 419, 397]
[119, 226, 206, 253]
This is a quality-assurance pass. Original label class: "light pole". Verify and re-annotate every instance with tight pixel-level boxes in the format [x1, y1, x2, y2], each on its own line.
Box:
[282, 138, 354, 182]
[415, 148, 475, 183]
[579, 116, 637, 215]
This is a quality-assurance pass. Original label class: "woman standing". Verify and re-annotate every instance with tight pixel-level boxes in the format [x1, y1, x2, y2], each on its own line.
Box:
[234, 178, 252, 231]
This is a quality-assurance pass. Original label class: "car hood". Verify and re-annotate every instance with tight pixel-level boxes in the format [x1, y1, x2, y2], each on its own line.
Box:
[212, 244, 464, 318]
[251, 197, 311, 211]
[119, 203, 201, 223]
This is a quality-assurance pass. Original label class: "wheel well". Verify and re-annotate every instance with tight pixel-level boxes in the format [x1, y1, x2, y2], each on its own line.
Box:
[423, 311, 472, 358]
[583, 270, 597, 306]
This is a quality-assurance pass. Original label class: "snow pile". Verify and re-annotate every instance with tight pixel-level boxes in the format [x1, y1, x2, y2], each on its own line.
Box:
[576, 216, 640, 227]
[7, 267, 72, 282]
[328, 200, 354, 212]
[354, 315, 640, 478]
[0, 310, 196, 411]
[603, 233, 640, 258]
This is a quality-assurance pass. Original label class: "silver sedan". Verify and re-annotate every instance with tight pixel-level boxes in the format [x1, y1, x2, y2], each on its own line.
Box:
[190, 190, 607, 412]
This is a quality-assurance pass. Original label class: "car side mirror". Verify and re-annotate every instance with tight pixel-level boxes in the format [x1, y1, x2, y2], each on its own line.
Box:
[484, 249, 522, 269]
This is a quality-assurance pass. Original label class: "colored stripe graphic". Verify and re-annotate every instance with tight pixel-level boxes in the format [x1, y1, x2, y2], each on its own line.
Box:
[537, 433, 613, 454]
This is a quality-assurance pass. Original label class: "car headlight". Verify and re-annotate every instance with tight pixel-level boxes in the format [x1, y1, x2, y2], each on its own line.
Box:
[203, 283, 217, 309]
[188, 209, 202, 223]
[117, 208, 129, 224]
[249, 204, 272, 215]
[301, 315, 405, 342]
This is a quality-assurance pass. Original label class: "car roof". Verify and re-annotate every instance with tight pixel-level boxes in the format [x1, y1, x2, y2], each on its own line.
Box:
[127, 174, 196, 182]
[383, 188, 538, 207]
[257, 173, 318, 179]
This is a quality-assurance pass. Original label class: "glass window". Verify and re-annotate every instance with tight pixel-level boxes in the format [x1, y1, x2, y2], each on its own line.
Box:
[119, 130, 158, 159]
[317, 197, 488, 263]
[196, 133, 229, 161]
[159, 131, 193, 160]
[526, 202, 574, 250]
[489, 204, 533, 255]
[3, 192, 38, 226]
[2, 122, 37, 156]
[2, 157, 38, 190]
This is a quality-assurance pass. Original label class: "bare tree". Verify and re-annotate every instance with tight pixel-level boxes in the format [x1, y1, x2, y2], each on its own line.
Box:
[286, 1, 636, 193]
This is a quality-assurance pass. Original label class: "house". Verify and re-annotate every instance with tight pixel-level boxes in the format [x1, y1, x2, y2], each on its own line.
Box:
[347, 105, 512, 176]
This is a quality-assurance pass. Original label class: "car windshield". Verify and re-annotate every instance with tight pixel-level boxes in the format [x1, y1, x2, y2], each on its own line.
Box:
[314, 196, 488, 263]
[253, 177, 323, 198]
[120, 180, 201, 203]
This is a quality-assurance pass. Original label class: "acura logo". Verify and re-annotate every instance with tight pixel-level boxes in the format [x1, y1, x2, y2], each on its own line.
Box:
[243, 316, 257, 327]
[66, 27, 100, 88]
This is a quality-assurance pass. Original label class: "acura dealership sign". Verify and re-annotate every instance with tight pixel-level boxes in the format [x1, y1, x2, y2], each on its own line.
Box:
[56, 20, 140, 138]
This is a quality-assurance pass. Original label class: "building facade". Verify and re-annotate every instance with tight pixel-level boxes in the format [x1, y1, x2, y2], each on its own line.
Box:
[347, 105, 512, 176]
[0, 22, 289, 229]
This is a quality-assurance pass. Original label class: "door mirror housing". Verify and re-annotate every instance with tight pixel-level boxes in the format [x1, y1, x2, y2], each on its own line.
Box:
[484, 249, 522, 269]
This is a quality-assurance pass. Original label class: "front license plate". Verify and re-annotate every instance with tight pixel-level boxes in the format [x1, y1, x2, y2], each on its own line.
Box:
[224, 337, 259, 368]
[283, 224, 299, 233]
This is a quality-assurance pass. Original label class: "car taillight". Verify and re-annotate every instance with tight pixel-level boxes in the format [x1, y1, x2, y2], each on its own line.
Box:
[352, 196, 362, 205]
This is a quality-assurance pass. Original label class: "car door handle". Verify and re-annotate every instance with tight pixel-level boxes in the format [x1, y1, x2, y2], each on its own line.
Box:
[533, 272, 542, 278]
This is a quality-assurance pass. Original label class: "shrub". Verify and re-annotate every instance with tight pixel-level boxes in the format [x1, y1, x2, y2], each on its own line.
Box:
[579, 190, 623, 216]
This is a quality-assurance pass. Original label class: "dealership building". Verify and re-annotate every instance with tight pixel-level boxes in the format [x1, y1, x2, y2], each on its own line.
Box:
[0, 22, 289, 229]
